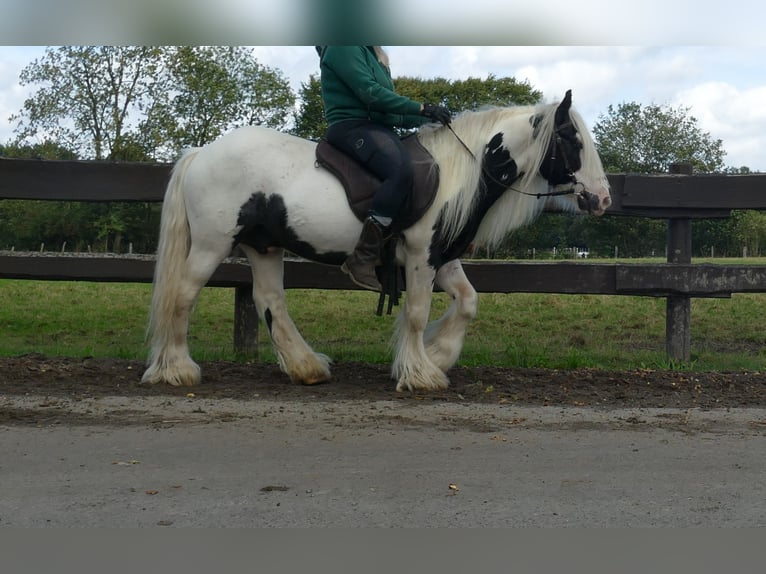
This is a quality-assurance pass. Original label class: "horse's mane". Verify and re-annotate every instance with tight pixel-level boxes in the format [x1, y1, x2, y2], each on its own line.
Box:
[417, 100, 600, 249]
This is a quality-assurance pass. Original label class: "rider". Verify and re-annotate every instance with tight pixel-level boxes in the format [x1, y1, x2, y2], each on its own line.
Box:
[317, 45, 452, 292]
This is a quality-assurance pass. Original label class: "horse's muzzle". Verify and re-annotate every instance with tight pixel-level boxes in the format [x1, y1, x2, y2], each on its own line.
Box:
[577, 188, 611, 215]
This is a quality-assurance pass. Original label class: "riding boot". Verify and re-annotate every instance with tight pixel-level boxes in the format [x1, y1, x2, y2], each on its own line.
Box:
[341, 216, 391, 292]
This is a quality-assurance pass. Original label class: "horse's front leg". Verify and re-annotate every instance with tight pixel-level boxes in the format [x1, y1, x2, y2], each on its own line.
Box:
[425, 259, 478, 372]
[392, 251, 449, 392]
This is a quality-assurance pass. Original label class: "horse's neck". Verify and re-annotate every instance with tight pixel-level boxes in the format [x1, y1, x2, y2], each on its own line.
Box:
[420, 109, 546, 253]
[456, 109, 548, 248]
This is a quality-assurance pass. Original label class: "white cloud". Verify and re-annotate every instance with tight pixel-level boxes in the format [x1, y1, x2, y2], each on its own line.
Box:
[672, 82, 766, 168]
[3, 45, 766, 170]
[0, 47, 43, 142]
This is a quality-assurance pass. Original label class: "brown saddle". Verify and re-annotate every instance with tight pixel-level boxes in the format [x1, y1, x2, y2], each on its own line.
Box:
[315, 134, 440, 231]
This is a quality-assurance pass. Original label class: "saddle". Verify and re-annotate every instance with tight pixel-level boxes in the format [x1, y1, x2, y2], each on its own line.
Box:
[315, 134, 440, 231]
[315, 134, 440, 315]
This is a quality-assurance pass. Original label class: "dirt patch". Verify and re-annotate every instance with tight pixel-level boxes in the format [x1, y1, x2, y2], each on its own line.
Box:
[0, 354, 763, 420]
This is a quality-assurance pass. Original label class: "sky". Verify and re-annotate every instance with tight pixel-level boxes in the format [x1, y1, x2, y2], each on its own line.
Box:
[1, 2, 766, 170]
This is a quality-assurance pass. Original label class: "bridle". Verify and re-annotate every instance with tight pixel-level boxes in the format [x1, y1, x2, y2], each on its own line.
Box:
[447, 119, 596, 212]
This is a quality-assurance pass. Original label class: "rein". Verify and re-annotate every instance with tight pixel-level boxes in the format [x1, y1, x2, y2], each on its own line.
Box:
[447, 123, 475, 160]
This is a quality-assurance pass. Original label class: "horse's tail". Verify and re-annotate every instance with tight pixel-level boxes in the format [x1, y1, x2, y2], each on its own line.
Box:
[144, 149, 198, 369]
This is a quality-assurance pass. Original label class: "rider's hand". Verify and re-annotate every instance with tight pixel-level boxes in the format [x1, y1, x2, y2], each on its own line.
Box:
[421, 103, 452, 126]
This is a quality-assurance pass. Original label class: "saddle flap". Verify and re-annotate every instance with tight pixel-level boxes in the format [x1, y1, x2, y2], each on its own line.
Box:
[316, 138, 379, 221]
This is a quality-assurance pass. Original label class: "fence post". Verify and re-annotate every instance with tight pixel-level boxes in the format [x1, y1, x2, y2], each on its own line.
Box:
[665, 163, 693, 363]
[233, 285, 259, 357]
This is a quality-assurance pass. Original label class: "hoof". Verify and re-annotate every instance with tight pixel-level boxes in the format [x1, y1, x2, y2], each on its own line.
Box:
[300, 375, 332, 386]
[282, 353, 332, 386]
[395, 370, 449, 393]
[286, 368, 332, 386]
[141, 361, 201, 387]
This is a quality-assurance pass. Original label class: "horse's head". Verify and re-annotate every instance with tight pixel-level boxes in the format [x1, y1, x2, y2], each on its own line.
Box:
[537, 90, 611, 215]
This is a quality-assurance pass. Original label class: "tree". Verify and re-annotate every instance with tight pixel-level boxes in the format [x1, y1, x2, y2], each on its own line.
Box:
[292, 74, 326, 140]
[583, 102, 730, 257]
[152, 46, 295, 154]
[0, 140, 77, 161]
[732, 210, 766, 257]
[0, 141, 160, 253]
[11, 46, 166, 161]
[592, 101, 726, 174]
[291, 74, 542, 141]
[11, 46, 296, 162]
[395, 74, 542, 112]
[7, 46, 295, 252]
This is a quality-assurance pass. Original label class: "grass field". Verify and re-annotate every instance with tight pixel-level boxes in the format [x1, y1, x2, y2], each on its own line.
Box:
[1, 258, 765, 371]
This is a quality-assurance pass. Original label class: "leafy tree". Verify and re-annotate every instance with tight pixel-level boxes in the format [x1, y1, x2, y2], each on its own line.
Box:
[10, 46, 166, 161]
[395, 74, 542, 113]
[292, 74, 326, 140]
[593, 101, 726, 174]
[591, 102, 766, 258]
[0, 141, 80, 251]
[584, 101, 731, 257]
[6, 46, 293, 252]
[732, 210, 766, 256]
[0, 140, 77, 160]
[292, 74, 542, 142]
[11, 46, 296, 162]
[151, 46, 295, 154]
[724, 166, 753, 174]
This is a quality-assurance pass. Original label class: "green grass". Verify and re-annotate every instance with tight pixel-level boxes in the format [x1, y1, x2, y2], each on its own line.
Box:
[1, 269, 765, 371]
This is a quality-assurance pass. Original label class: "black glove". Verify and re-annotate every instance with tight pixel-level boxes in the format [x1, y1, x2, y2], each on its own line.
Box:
[421, 103, 451, 126]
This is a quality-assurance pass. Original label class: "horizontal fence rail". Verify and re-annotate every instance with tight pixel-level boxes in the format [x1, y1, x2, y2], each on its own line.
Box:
[2, 157, 766, 363]
[4, 157, 766, 215]
[3, 254, 766, 297]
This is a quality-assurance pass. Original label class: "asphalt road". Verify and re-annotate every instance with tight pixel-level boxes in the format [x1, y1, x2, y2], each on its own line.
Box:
[1, 395, 764, 527]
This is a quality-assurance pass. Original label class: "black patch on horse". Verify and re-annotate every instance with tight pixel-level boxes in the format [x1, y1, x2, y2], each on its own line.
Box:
[234, 192, 347, 265]
[428, 132, 519, 268]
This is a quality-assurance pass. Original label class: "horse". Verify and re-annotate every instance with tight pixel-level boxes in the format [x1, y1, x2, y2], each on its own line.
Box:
[141, 89, 611, 392]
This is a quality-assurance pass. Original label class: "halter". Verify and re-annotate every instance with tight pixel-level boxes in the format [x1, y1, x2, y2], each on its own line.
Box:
[447, 119, 595, 211]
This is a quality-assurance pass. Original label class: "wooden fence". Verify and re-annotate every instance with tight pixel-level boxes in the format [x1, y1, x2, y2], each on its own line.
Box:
[2, 157, 766, 363]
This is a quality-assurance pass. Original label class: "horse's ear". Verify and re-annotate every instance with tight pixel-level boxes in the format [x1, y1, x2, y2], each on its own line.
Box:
[555, 89, 573, 124]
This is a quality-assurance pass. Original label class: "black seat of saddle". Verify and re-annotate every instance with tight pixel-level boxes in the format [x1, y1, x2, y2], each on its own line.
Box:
[315, 134, 440, 231]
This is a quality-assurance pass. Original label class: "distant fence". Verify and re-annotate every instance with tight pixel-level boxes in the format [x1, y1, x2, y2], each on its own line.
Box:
[2, 157, 766, 363]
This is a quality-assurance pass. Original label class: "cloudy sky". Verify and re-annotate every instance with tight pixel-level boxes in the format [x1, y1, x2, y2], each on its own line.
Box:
[1, 1, 765, 171]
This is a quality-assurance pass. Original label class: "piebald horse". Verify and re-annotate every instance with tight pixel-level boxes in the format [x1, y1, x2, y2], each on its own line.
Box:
[142, 90, 611, 392]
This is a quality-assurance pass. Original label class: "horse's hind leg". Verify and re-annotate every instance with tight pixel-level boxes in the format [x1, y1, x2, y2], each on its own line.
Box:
[425, 259, 478, 372]
[241, 246, 331, 384]
[142, 245, 226, 386]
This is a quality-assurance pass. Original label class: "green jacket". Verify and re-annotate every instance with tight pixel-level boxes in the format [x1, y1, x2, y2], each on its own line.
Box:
[319, 46, 428, 129]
